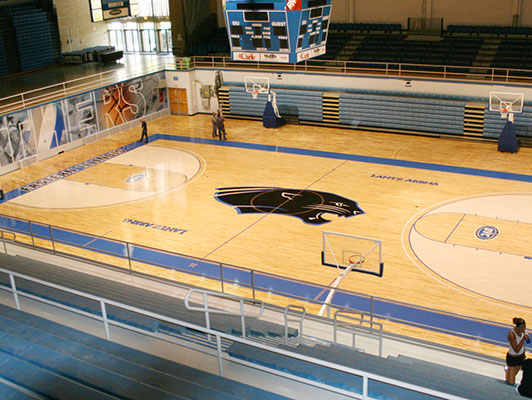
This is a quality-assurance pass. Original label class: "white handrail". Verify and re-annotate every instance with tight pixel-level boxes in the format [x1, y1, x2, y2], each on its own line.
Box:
[1, 55, 531, 117]
[0, 221, 514, 351]
[184, 288, 264, 340]
[0, 266, 470, 400]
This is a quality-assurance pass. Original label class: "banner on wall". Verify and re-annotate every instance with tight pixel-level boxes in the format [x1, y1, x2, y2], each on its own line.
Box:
[96, 72, 167, 130]
[0, 111, 33, 166]
[31, 102, 67, 153]
[0, 72, 168, 169]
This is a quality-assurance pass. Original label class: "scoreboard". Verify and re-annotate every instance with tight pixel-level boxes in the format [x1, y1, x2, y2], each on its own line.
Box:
[89, 0, 140, 22]
[223, 0, 333, 64]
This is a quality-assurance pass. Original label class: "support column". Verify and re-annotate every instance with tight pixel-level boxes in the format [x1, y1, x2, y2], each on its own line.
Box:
[512, 0, 522, 26]
[169, 0, 188, 56]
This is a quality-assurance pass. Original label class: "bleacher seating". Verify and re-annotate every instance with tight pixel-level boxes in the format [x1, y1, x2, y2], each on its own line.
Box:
[348, 34, 482, 68]
[228, 87, 323, 122]
[339, 93, 466, 135]
[329, 22, 402, 34]
[0, 2, 60, 76]
[0, 253, 298, 339]
[0, 14, 19, 77]
[483, 105, 532, 139]
[0, 303, 287, 399]
[490, 39, 532, 74]
[316, 32, 351, 60]
[190, 28, 230, 56]
[447, 25, 532, 37]
[222, 84, 476, 136]
[228, 342, 518, 400]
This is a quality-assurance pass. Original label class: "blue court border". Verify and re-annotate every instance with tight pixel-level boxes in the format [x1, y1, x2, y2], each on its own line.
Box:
[1, 133, 531, 351]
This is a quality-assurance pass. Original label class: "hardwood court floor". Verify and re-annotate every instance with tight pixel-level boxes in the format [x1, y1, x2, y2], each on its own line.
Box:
[1, 114, 531, 357]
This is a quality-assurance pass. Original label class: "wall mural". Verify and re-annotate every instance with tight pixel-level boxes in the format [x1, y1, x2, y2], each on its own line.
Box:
[0, 72, 167, 169]
[96, 73, 167, 130]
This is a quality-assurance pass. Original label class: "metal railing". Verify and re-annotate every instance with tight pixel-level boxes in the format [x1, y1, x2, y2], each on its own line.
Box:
[176, 55, 532, 86]
[0, 266, 470, 399]
[0, 215, 517, 354]
[2, 54, 532, 116]
[334, 310, 384, 357]
[0, 56, 172, 116]
[185, 288, 264, 341]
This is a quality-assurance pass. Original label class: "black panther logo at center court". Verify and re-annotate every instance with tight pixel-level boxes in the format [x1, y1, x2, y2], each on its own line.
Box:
[214, 187, 364, 225]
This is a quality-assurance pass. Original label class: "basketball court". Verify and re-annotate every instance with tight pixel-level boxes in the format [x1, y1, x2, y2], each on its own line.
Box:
[0, 112, 531, 357]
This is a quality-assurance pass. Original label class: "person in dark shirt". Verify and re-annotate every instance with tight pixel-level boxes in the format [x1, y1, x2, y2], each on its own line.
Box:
[518, 359, 532, 398]
[216, 110, 226, 141]
[139, 120, 148, 143]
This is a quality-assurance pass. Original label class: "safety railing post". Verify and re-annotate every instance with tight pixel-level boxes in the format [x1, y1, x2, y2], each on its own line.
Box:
[220, 263, 225, 293]
[240, 299, 246, 339]
[204, 292, 211, 341]
[126, 243, 132, 273]
[29, 222, 35, 248]
[370, 296, 374, 334]
[363, 376, 369, 399]
[251, 270, 255, 299]
[9, 274, 20, 310]
[49, 226, 56, 253]
[216, 335, 224, 376]
[100, 301, 111, 340]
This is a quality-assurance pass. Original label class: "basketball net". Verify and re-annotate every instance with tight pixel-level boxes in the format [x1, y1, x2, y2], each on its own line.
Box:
[500, 102, 514, 122]
[251, 90, 258, 99]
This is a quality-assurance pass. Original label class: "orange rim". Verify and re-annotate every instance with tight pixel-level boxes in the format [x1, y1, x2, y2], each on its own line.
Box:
[348, 255, 365, 265]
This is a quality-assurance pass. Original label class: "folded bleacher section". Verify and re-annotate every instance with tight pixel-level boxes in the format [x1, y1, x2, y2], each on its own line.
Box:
[227, 87, 323, 123]
[0, 13, 20, 77]
[339, 93, 465, 135]
[220, 82, 532, 141]
[222, 84, 469, 136]
[484, 104, 532, 139]
[0, 1, 61, 77]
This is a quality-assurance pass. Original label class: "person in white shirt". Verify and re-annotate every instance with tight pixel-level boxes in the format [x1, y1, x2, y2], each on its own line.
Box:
[506, 317, 530, 386]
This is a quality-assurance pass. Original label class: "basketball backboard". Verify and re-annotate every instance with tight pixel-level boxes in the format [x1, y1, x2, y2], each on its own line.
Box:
[489, 92, 524, 122]
[321, 231, 384, 277]
[245, 76, 270, 99]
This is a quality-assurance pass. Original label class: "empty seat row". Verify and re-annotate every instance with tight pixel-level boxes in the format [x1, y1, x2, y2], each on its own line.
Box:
[447, 25, 532, 36]
[330, 22, 402, 33]
[349, 35, 482, 66]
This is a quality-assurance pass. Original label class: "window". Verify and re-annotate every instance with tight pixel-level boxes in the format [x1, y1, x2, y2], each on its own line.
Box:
[107, 5, 171, 54]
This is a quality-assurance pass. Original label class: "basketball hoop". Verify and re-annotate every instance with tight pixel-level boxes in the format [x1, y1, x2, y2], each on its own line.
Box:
[501, 107, 509, 119]
[348, 254, 366, 268]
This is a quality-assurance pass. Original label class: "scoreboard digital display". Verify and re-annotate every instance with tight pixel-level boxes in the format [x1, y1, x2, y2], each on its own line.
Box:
[223, 0, 333, 64]
[89, 0, 140, 22]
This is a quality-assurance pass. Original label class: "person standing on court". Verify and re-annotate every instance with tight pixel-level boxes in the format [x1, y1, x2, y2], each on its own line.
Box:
[139, 120, 148, 143]
[506, 317, 529, 386]
[211, 112, 218, 137]
[216, 110, 226, 140]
